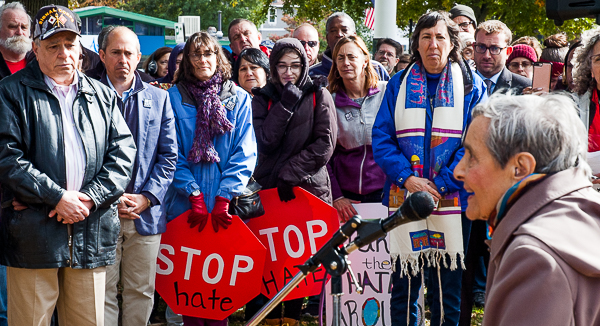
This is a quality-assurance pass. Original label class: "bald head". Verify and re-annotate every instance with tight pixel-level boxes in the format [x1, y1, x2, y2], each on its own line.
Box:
[293, 23, 320, 66]
[102, 26, 140, 53]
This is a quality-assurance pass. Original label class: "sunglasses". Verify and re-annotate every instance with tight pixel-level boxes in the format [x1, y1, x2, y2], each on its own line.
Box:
[299, 40, 318, 48]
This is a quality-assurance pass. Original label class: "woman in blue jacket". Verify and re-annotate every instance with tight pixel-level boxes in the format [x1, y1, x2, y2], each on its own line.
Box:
[163, 31, 257, 326]
[372, 11, 487, 326]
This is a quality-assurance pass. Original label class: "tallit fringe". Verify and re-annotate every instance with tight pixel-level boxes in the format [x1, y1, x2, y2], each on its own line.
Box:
[391, 250, 465, 277]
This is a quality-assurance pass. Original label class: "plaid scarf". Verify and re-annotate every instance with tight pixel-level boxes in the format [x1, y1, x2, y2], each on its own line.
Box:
[186, 72, 233, 163]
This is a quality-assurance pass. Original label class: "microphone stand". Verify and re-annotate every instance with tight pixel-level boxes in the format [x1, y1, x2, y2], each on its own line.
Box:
[246, 215, 389, 326]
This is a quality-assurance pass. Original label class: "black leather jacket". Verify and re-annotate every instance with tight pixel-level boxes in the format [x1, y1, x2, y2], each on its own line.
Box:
[0, 61, 136, 269]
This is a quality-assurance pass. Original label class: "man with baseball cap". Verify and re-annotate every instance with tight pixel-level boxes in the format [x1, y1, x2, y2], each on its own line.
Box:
[0, 5, 136, 325]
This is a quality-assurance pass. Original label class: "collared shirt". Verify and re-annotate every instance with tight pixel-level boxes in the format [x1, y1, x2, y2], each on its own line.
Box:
[477, 69, 502, 94]
[106, 74, 136, 102]
[44, 73, 86, 191]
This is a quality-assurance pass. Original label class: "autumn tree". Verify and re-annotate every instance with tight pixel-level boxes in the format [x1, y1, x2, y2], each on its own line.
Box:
[250, 0, 594, 40]
[118, 0, 263, 36]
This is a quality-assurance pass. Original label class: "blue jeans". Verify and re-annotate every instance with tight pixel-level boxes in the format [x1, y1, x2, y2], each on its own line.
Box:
[390, 214, 471, 326]
[0, 265, 6, 326]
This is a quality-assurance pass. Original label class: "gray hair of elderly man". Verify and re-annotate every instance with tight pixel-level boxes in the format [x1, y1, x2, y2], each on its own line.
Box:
[472, 92, 591, 177]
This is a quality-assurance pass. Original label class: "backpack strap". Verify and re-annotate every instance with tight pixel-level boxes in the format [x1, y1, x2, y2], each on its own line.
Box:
[313, 92, 316, 109]
[267, 99, 272, 111]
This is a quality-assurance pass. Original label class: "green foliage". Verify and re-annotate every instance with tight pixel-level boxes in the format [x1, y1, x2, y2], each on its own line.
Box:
[118, 0, 263, 36]
[393, 0, 594, 40]
[249, 0, 595, 41]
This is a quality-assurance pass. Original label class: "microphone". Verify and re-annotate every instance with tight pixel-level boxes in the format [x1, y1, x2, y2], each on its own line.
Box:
[341, 191, 435, 255]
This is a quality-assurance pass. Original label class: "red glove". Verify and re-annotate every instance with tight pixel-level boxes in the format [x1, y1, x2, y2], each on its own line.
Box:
[211, 196, 233, 232]
[188, 193, 209, 232]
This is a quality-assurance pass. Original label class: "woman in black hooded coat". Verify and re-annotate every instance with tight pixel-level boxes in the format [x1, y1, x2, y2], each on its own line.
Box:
[245, 38, 337, 324]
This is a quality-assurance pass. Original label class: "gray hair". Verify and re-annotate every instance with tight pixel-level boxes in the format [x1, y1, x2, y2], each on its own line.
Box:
[572, 26, 600, 95]
[98, 25, 116, 51]
[101, 26, 140, 53]
[0, 2, 30, 28]
[326, 12, 355, 34]
[472, 92, 591, 177]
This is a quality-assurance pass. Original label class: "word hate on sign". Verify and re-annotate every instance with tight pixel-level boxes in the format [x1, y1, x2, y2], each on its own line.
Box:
[247, 187, 340, 300]
[156, 211, 267, 319]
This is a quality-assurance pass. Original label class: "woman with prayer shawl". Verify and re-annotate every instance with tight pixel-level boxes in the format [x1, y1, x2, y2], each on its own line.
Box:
[163, 31, 257, 326]
[372, 11, 487, 326]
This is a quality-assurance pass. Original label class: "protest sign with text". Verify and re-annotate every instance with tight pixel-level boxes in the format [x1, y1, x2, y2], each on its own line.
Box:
[156, 212, 267, 319]
[326, 203, 425, 326]
[246, 187, 339, 300]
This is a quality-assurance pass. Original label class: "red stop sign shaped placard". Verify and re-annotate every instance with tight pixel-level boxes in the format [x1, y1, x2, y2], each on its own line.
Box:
[156, 212, 267, 319]
[246, 187, 339, 300]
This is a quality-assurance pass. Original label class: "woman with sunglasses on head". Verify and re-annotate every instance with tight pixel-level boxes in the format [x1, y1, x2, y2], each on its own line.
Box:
[163, 31, 257, 326]
[244, 38, 336, 326]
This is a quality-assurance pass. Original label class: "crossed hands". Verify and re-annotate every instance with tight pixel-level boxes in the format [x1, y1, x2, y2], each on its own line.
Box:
[13, 190, 95, 224]
[117, 193, 150, 219]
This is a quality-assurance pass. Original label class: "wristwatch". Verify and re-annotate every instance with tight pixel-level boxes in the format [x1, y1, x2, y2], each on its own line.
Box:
[147, 197, 153, 208]
[191, 190, 201, 197]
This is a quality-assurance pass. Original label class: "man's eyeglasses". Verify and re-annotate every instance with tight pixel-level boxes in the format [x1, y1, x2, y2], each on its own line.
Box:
[474, 43, 507, 55]
[457, 21, 474, 29]
[299, 40, 318, 48]
[508, 61, 533, 70]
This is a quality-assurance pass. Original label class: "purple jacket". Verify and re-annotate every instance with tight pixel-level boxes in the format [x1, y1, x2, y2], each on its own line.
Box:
[327, 82, 387, 200]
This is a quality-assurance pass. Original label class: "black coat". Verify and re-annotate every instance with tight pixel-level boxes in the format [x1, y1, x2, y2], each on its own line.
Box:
[0, 50, 35, 81]
[0, 61, 136, 269]
[493, 67, 532, 94]
[252, 38, 337, 204]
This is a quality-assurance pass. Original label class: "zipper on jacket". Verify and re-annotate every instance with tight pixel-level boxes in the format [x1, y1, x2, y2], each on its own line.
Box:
[68, 224, 73, 267]
[358, 105, 366, 195]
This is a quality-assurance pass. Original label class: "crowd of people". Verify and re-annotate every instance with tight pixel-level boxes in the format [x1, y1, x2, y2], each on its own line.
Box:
[0, 1, 599, 326]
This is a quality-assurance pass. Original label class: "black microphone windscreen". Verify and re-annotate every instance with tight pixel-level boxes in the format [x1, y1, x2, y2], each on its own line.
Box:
[402, 191, 435, 220]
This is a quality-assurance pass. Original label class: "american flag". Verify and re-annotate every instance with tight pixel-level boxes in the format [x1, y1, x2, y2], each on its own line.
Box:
[364, 7, 375, 30]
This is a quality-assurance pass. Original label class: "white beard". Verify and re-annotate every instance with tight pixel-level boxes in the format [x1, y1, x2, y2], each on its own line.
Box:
[0, 35, 32, 55]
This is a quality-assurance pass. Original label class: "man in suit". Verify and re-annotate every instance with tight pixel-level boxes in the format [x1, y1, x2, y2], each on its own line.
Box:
[99, 26, 177, 325]
[462, 19, 531, 326]
[473, 20, 531, 95]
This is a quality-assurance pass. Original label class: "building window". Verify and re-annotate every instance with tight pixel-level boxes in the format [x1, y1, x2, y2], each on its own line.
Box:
[103, 16, 133, 28]
[135, 22, 163, 36]
[268, 8, 276, 23]
[81, 15, 103, 35]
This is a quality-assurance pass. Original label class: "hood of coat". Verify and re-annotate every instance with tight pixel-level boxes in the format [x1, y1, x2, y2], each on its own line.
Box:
[157, 42, 185, 84]
[269, 38, 310, 89]
[492, 167, 600, 277]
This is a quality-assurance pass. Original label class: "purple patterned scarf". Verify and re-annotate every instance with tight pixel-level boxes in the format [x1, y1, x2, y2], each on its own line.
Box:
[186, 72, 233, 163]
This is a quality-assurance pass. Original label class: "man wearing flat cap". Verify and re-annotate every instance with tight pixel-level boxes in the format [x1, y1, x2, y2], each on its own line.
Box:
[450, 4, 477, 35]
[0, 5, 136, 325]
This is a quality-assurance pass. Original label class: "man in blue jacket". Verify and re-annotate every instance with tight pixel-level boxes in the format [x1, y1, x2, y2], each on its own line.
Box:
[99, 26, 177, 326]
[372, 11, 487, 326]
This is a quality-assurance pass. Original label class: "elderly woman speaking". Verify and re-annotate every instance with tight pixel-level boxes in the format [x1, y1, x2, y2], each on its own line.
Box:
[372, 11, 486, 326]
[454, 93, 600, 326]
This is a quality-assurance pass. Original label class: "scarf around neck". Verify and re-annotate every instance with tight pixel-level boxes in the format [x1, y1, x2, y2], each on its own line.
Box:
[488, 173, 547, 236]
[186, 72, 233, 163]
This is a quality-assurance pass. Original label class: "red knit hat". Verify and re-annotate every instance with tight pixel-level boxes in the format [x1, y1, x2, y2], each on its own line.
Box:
[507, 44, 537, 65]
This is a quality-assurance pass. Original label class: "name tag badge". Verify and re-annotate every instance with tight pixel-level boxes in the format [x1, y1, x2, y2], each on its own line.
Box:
[143, 99, 152, 108]
[345, 111, 353, 121]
